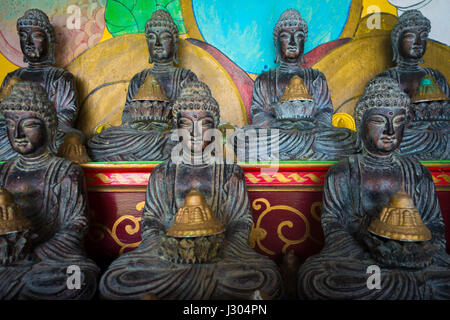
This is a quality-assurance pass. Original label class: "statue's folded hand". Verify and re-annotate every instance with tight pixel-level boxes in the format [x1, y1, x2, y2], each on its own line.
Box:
[363, 232, 436, 269]
[0, 230, 32, 266]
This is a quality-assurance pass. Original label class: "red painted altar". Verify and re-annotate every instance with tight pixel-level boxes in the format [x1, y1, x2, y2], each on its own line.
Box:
[83, 161, 450, 268]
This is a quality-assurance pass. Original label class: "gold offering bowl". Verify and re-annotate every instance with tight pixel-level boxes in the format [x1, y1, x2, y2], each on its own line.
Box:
[162, 190, 225, 264]
[0, 188, 31, 236]
[167, 189, 225, 238]
[368, 191, 432, 242]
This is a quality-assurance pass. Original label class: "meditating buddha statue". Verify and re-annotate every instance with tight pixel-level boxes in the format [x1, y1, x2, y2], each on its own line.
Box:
[125, 10, 197, 104]
[87, 10, 197, 162]
[99, 81, 283, 300]
[234, 8, 356, 161]
[297, 77, 450, 299]
[88, 74, 173, 161]
[375, 10, 449, 160]
[0, 81, 99, 299]
[0, 9, 88, 163]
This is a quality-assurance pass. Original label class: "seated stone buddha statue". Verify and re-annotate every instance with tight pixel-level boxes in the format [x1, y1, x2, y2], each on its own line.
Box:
[0, 81, 99, 299]
[0, 9, 88, 163]
[297, 77, 450, 300]
[87, 74, 173, 161]
[233, 8, 356, 161]
[375, 10, 449, 160]
[87, 10, 197, 162]
[125, 10, 197, 103]
[99, 81, 283, 300]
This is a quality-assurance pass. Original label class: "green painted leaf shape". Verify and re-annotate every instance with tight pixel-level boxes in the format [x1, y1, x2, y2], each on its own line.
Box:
[105, 0, 186, 37]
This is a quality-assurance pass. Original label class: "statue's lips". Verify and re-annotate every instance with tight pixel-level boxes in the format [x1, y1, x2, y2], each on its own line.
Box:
[13, 140, 29, 146]
[381, 137, 395, 143]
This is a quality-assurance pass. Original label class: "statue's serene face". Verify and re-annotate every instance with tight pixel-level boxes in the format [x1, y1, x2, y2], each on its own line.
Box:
[277, 26, 305, 63]
[18, 26, 49, 63]
[147, 27, 175, 63]
[399, 28, 427, 60]
[362, 107, 406, 155]
[177, 110, 215, 153]
[4, 111, 48, 156]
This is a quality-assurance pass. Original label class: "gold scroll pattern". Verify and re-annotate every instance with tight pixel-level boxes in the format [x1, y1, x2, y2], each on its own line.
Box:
[249, 198, 323, 255]
[92, 199, 324, 256]
[245, 172, 324, 184]
[89, 201, 145, 255]
[434, 174, 450, 184]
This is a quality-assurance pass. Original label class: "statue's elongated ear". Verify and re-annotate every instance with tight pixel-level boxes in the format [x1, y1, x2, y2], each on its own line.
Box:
[274, 41, 281, 64]
[173, 37, 179, 65]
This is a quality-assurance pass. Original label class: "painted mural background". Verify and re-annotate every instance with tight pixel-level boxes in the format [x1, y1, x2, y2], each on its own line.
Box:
[0, 0, 448, 130]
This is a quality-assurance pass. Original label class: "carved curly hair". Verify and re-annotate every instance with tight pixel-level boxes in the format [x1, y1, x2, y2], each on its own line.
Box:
[172, 81, 220, 125]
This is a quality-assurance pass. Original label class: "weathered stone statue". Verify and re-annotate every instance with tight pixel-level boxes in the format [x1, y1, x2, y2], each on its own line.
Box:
[234, 8, 356, 161]
[87, 10, 197, 162]
[375, 10, 449, 160]
[0, 9, 88, 162]
[88, 74, 173, 161]
[297, 77, 450, 300]
[0, 81, 99, 299]
[99, 81, 283, 299]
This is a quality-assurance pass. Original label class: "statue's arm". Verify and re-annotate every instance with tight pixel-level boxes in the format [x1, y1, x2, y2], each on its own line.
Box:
[311, 71, 333, 124]
[140, 163, 168, 246]
[54, 71, 79, 130]
[320, 162, 365, 257]
[431, 69, 450, 98]
[33, 163, 88, 261]
[1, 72, 14, 91]
[220, 165, 255, 256]
[250, 74, 276, 127]
[414, 164, 447, 250]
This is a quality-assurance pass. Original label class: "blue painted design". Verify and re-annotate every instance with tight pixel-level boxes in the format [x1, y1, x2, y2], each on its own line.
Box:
[192, 0, 351, 74]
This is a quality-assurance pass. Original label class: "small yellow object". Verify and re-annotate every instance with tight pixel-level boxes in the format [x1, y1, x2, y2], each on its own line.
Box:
[368, 191, 432, 242]
[0, 76, 21, 101]
[167, 189, 225, 238]
[332, 112, 356, 131]
[280, 75, 313, 102]
[132, 73, 169, 102]
[411, 75, 449, 103]
[93, 123, 112, 135]
[0, 188, 31, 236]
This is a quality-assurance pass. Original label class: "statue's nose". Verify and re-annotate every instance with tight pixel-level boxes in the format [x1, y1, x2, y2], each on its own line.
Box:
[289, 34, 296, 46]
[384, 119, 395, 136]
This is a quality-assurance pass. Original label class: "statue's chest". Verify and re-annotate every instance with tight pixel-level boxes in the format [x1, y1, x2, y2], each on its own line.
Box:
[360, 167, 403, 214]
[174, 165, 214, 207]
[4, 169, 45, 215]
[16, 70, 46, 87]
[399, 71, 427, 97]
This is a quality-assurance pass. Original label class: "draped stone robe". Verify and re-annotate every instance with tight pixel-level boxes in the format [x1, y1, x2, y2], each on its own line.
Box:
[234, 65, 356, 161]
[99, 160, 283, 299]
[377, 68, 450, 160]
[0, 156, 99, 299]
[87, 67, 197, 162]
[0, 66, 80, 159]
[297, 154, 450, 299]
